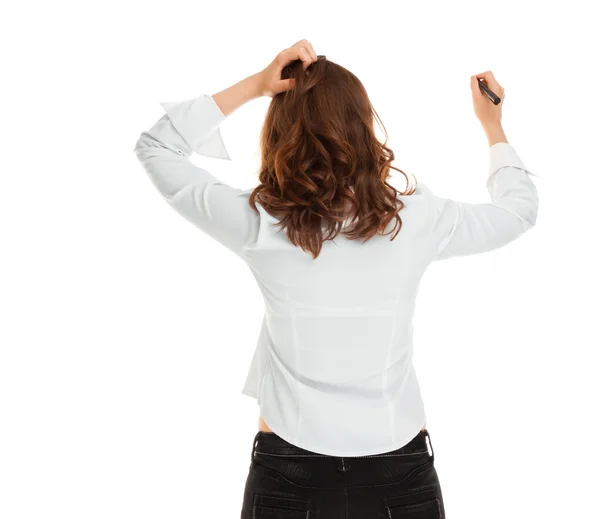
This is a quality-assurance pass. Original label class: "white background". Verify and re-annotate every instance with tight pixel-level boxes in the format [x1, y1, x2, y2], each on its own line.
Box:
[2, 1, 599, 518]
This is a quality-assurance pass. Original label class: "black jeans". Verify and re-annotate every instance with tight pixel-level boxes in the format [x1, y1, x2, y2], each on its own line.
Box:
[241, 428, 445, 518]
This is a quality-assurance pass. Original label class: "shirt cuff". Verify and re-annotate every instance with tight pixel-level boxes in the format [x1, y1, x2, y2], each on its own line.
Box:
[158, 94, 232, 160]
[488, 141, 529, 175]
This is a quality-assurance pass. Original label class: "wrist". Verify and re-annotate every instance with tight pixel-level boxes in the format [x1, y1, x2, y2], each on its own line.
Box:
[483, 123, 507, 147]
[212, 74, 263, 117]
[245, 73, 265, 99]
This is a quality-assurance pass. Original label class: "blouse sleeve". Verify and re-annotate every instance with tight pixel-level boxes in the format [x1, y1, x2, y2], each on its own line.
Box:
[427, 142, 540, 261]
[132, 94, 260, 258]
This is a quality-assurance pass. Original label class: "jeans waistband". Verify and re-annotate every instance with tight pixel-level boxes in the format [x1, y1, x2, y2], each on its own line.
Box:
[251, 428, 434, 462]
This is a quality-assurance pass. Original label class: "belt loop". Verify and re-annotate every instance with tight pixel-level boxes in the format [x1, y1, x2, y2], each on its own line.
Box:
[251, 432, 260, 461]
[424, 430, 434, 464]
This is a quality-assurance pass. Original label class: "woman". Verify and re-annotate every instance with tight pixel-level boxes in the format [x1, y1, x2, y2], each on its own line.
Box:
[133, 40, 538, 518]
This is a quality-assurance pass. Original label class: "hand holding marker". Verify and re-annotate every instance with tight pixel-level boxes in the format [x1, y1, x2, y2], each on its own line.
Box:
[472, 71, 543, 179]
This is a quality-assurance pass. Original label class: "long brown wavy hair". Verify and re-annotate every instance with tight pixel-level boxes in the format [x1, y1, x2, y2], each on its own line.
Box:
[248, 55, 417, 259]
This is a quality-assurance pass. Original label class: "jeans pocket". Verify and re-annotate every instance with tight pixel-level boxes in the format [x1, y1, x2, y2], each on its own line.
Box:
[253, 494, 314, 518]
[383, 484, 441, 518]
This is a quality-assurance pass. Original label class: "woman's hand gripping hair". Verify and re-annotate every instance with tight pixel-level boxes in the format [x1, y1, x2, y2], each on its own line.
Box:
[256, 39, 319, 97]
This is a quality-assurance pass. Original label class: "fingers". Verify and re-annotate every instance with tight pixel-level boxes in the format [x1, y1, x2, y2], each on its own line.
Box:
[299, 40, 318, 62]
[275, 78, 295, 94]
[299, 47, 312, 69]
[279, 39, 318, 70]
[470, 75, 483, 98]
[474, 70, 503, 94]
[277, 46, 310, 70]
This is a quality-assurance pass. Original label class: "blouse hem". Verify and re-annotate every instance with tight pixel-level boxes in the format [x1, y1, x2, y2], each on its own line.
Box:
[258, 406, 428, 457]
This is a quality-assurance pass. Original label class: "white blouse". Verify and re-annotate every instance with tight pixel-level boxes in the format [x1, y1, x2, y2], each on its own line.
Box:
[133, 93, 539, 456]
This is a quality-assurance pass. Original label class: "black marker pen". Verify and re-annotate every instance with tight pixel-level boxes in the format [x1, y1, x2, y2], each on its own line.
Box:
[478, 78, 501, 105]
